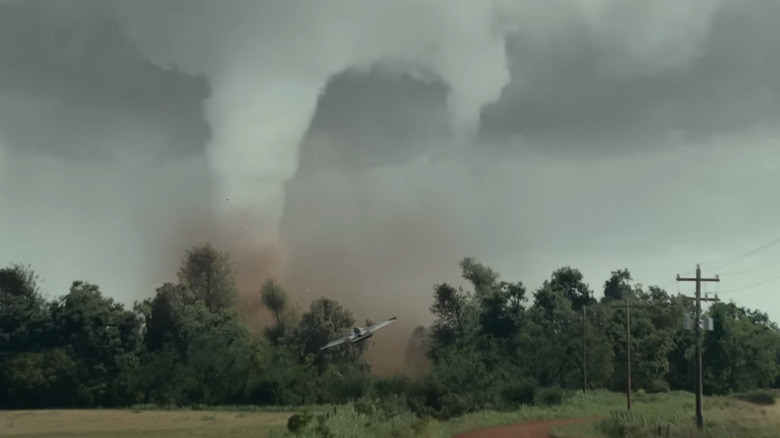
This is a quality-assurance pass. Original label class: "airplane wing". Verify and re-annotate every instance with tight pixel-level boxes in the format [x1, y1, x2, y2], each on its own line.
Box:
[366, 316, 397, 333]
[320, 335, 350, 350]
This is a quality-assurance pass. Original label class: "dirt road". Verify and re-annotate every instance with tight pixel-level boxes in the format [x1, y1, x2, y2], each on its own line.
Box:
[453, 416, 600, 438]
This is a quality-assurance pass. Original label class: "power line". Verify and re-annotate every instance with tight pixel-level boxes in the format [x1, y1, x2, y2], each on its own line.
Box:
[699, 235, 780, 270]
[719, 259, 780, 276]
[717, 275, 780, 295]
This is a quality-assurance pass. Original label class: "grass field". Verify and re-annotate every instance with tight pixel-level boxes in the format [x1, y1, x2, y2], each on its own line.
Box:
[0, 391, 776, 438]
[0, 409, 292, 438]
[551, 391, 780, 438]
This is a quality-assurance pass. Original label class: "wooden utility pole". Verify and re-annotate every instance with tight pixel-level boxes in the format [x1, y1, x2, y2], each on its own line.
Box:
[582, 306, 588, 393]
[677, 264, 719, 431]
[611, 297, 651, 411]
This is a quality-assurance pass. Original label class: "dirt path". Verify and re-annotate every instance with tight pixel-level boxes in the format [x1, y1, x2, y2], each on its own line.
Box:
[453, 416, 601, 438]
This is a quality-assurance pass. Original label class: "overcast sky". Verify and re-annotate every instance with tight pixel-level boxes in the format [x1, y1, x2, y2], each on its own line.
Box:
[2, 0, 780, 349]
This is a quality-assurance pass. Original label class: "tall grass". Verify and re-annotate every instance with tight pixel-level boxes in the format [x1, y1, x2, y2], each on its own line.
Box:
[125, 390, 778, 437]
[554, 392, 780, 438]
[267, 405, 428, 438]
[273, 390, 696, 438]
[129, 403, 325, 413]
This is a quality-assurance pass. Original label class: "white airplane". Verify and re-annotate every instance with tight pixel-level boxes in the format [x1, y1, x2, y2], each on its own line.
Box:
[320, 316, 397, 350]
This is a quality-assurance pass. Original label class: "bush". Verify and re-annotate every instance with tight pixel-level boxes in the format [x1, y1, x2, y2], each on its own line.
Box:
[313, 414, 333, 438]
[372, 375, 414, 398]
[534, 386, 564, 406]
[734, 390, 776, 406]
[246, 376, 319, 406]
[286, 410, 314, 433]
[405, 376, 447, 418]
[596, 409, 688, 438]
[597, 411, 645, 438]
[411, 417, 436, 436]
[500, 378, 538, 407]
[438, 392, 468, 419]
[647, 380, 670, 394]
[376, 395, 411, 419]
[318, 371, 370, 404]
[353, 398, 377, 417]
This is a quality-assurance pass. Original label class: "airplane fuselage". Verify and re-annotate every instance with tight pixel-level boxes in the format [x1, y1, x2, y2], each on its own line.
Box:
[350, 332, 373, 343]
[350, 327, 372, 343]
[320, 317, 396, 351]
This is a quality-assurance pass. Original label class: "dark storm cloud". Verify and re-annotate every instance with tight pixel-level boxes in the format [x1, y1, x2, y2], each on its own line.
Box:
[0, 0, 215, 301]
[0, 0, 210, 161]
[479, 1, 780, 156]
[4, 0, 779, 335]
[295, 66, 452, 176]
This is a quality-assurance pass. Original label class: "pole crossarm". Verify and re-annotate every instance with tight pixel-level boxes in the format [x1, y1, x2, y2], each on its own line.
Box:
[677, 276, 720, 282]
[681, 296, 720, 302]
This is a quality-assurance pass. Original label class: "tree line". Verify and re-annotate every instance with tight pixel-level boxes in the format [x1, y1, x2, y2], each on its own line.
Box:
[0, 245, 778, 418]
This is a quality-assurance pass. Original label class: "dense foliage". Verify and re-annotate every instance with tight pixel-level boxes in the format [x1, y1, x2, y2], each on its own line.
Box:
[1, 245, 778, 418]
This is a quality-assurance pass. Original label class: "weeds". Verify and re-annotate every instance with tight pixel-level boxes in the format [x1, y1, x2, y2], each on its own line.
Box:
[732, 390, 777, 406]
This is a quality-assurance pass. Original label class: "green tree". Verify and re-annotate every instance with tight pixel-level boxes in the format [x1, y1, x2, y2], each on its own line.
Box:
[176, 303, 252, 404]
[702, 302, 780, 394]
[429, 343, 495, 410]
[48, 281, 143, 406]
[459, 257, 499, 296]
[667, 328, 696, 391]
[583, 305, 616, 389]
[137, 283, 251, 405]
[260, 279, 294, 345]
[142, 283, 190, 353]
[295, 297, 368, 374]
[547, 266, 594, 311]
[456, 258, 525, 340]
[518, 299, 579, 388]
[2, 348, 78, 408]
[429, 283, 475, 355]
[531, 284, 572, 334]
[260, 279, 289, 325]
[0, 264, 63, 407]
[602, 269, 633, 302]
[245, 343, 318, 405]
[177, 243, 237, 312]
[605, 287, 678, 393]
[0, 264, 49, 355]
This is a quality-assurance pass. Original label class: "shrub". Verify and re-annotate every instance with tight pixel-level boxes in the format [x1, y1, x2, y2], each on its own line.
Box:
[376, 395, 411, 419]
[318, 371, 370, 404]
[372, 375, 414, 398]
[596, 409, 689, 438]
[313, 414, 333, 438]
[534, 386, 564, 406]
[438, 392, 468, 419]
[353, 398, 377, 417]
[500, 378, 538, 407]
[734, 390, 776, 406]
[286, 410, 314, 433]
[405, 376, 447, 418]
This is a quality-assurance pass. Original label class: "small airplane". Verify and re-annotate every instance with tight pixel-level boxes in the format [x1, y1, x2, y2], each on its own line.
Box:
[320, 316, 397, 350]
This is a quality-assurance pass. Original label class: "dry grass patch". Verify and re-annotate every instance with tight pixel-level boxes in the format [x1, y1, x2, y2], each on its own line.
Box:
[552, 395, 780, 438]
[0, 410, 291, 438]
[718, 398, 780, 428]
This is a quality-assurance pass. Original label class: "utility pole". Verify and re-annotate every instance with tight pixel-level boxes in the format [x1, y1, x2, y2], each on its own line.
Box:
[582, 306, 588, 393]
[611, 297, 651, 411]
[677, 264, 719, 431]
